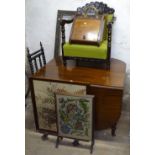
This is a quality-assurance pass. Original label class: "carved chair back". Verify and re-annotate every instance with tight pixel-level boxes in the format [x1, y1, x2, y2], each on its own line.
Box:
[76, 2, 114, 17]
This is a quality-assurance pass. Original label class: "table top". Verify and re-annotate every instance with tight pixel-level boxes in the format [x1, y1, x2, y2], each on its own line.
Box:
[31, 57, 126, 89]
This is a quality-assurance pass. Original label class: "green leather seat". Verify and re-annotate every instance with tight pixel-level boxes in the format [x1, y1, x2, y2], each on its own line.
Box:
[64, 40, 108, 59]
[63, 14, 113, 60]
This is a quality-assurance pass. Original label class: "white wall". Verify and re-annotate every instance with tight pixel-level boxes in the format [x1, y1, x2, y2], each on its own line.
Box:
[26, 0, 130, 69]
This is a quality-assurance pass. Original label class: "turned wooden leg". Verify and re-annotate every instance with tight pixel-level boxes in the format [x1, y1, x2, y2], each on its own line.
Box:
[63, 60, 67, 66]
[72, 139, 80, 146]
[90, 139, 95, 154]
[75, 60, 79, 66]
[105, 62, 110, 70]
[111, 123, 117, 136]
[63, 62, 66, 66]
[41, 133, 48, 140]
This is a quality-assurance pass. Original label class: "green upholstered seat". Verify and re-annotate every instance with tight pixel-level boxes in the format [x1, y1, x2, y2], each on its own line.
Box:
[63, 14, 113, 60]
[63, 40, 108, 59]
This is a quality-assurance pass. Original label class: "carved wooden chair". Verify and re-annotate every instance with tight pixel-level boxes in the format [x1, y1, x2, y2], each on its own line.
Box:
[26, 42, 48, 139]
[26, 42, 46, 97]
[59, 2, 115, 69]
[26, 42, 46, 74]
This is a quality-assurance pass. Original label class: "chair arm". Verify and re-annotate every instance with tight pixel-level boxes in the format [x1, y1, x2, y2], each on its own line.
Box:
[60, 17, 74, 45]
[60, 17, 74, 58]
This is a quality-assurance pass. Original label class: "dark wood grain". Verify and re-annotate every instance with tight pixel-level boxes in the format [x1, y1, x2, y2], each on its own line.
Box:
[87, 85, 123, 130]
[31, 56, 126, 89]
[30, 56, 126, 132]
[69, 16, 104, 46]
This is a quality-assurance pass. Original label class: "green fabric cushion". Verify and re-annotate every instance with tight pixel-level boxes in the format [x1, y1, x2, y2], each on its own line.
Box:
[63, 40, 108, 59]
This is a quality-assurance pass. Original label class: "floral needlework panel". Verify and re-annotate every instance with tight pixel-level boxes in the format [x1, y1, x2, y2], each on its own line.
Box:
[33, 80, 86, 132]
[56, 94, 94, 141]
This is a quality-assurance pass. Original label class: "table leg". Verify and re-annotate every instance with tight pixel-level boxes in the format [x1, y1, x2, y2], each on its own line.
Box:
[111, 123, 117, 136]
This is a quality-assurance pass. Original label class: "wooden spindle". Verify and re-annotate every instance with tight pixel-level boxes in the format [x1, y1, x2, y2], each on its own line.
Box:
[34, 58, 38, 71]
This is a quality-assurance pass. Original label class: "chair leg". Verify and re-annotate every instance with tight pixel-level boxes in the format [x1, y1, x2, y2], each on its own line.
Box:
[25, 71, 30, 100]
[105, 62, 110, 70]
[75, 60, 79, 66]
[25, 86, 30, 99]
[63, 58, 67, 66]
